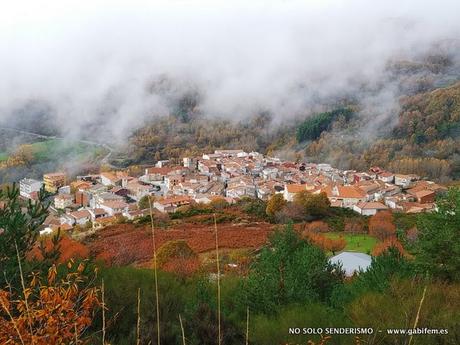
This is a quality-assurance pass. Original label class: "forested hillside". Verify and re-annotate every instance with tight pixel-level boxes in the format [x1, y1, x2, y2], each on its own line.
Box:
[124, 81, 460, 182]
[303, 82, 460, 181]
[122, 113, 293, 166]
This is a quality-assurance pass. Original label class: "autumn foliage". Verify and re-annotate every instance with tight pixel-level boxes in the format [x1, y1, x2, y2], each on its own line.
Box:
[28, 235, 90, 264]
[156, 240, 200, 276]
[344, 218, 366, 234]
[0, 261, 100, 344]
[307, 220, 329, 233]
[265, 193, 287, 218]
[89, 223, 272, 266]
[372, 238, 406, 257]
[368, 211, 396, 241]
[162, 257, 200, 277]
[303, 232, 346, 254]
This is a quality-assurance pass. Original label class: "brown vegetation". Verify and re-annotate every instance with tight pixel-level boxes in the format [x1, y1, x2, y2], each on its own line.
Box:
[368, 211, 396, 241]
[372, 238, 406, 257]
[303, 232, 346, 255]
[28, 235, 90, 264]
[0, 261, 100, 344]
[87, 222, 274, 266]
[307, 220, 329, 233]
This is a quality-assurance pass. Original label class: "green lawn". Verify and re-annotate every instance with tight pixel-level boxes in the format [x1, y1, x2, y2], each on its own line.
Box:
[325, 232, 378, 255]
[0, 152, 8, 162]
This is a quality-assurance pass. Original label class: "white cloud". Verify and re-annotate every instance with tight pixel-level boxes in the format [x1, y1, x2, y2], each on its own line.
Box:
[0, 0, 459, 140]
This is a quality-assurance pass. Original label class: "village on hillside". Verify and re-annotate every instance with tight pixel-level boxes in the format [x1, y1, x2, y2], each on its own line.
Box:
[18, 149, 447, 235]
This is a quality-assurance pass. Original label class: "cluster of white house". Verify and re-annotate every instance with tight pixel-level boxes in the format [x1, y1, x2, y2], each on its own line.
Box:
[18, 149, 446, 234]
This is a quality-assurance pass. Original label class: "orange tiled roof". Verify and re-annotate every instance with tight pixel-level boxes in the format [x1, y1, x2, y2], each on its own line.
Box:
[322, 185, 367, 199]
[70, 210, 91, 219]
[286, 184, 307, 193]
[157, 195, 192, 205]
[355, 202, 388, 210]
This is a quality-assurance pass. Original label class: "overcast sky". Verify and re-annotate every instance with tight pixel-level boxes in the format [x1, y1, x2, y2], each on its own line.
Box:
[1, 0, 459, 139]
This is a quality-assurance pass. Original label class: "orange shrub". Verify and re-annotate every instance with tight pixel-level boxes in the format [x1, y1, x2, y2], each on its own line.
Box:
[0, 261, 100, 344]
[303, 232, 346, 254]
[344, 219, 365, 234]
[28, 235, 90, 264]
[372, 237, 406, 256]
[368, 211, 396, 240]
[308, 220, 329, 233]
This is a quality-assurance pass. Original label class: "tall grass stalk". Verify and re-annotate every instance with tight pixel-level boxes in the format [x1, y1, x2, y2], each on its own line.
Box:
[102, 278, 106, 345]
[408, 285, 428, 345]
[137, 288, 141, 345]
[214, 214, 221, 345]
[179, 314, 186, 345]
[245, 306, 249, 345]
[0, 294, 25, 345]
[15, 241, 34, 345]
[148, 196, 161, 345]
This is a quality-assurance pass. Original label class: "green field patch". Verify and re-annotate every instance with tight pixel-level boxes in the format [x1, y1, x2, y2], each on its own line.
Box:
[25, 139, 107, 163]
[324, 232, 378, 254]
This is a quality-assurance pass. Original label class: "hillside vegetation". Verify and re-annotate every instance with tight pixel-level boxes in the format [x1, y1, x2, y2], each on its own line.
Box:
[296, 107, 354, 142]
[0, 138, 108, 183]
[124, 82, 460, 182]
[305, 82, 460, 181]
[123, 113, 292, 165]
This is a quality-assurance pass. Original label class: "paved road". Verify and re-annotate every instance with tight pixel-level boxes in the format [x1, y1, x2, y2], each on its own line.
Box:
[0, 126, 115, 167]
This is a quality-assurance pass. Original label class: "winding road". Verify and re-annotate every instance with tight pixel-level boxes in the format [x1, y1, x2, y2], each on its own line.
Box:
[0, 126, 116, 168]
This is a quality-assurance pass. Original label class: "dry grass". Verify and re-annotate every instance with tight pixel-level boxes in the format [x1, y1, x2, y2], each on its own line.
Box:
[149, 196, 161, 345]
[179, 314, 186, 345]
[102, 279, 106, 345]
[137, 288, 141, 345]
[214, 214, 221, 345]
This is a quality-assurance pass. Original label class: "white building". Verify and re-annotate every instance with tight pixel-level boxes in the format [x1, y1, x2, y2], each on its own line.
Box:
[394, 174, 418, 189]
[155, 160, 170, 168]
[54, 194, 74, 209]
[183, 157, 197, 169]
[19, 178, 43, 199]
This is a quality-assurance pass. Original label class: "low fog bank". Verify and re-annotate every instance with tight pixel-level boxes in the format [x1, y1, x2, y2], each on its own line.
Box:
[1, 0, 460, 144]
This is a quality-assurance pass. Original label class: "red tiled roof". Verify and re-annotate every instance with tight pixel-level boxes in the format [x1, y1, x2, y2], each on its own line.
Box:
[286, 184, 307, 193]
[355, 202, 388, 210]
[322, 185, 367, 199]
[101, 200, 128, 209]
[146, 166, 177, 175]
[156, 195, 192, 205]
[70, 210, 91, 219]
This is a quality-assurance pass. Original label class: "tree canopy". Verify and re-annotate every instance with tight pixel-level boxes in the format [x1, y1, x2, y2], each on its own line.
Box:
[241, 225, 343, 314]
[416, 187, 460, 281]
[0, 184, 49, 287]
[296, 108, 354, 143]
